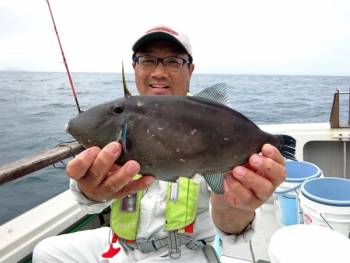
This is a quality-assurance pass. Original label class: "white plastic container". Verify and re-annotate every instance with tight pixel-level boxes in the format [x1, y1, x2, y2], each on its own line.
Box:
[300, 177, 350, 238]
[269, 224, 350, 263]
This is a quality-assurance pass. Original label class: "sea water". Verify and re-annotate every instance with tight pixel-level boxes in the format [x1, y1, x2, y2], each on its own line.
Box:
[0, 71, 349, 224]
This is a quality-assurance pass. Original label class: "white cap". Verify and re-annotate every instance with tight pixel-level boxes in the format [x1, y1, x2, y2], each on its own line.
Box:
[132, 25, 193, 61]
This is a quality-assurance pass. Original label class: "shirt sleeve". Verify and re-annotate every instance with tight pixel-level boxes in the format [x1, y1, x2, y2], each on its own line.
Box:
[215, 214, 256, 245]
[205, 177, 256, 245]
[70, 179, 114, 214]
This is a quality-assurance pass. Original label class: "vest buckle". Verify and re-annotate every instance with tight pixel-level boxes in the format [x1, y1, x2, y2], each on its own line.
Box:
[136, 238, 157, 253]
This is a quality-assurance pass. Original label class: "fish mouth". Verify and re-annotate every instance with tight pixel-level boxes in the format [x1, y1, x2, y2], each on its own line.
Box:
[65, 122, 96, 146]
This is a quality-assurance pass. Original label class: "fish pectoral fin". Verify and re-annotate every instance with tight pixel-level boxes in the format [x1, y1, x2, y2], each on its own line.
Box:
[117, 122, 128, 153]
[202, 171, 225, 195]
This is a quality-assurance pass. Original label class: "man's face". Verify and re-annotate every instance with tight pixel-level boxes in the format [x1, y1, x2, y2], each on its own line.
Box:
[132, 40, 195, 96]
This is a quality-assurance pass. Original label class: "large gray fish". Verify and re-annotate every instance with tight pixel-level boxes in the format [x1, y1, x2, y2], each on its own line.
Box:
[66, 84, 296, 194]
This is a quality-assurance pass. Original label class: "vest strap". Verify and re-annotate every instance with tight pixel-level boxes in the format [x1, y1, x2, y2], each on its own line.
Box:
[119, 232, 214, 254]
[119, 232, 219, 262]
[168, 230, 181, 259]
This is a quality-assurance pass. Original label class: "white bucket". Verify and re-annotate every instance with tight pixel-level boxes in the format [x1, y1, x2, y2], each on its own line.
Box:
[269, 224, 350, 263]
[300, 177, 350, 238]
[274, 161, 322, 226]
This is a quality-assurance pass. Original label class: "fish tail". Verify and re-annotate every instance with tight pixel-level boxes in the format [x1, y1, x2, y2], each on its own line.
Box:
[278, 134, 297, 160]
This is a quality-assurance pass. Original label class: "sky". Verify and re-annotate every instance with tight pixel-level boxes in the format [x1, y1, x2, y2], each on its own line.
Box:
[1, 0, 350, 75]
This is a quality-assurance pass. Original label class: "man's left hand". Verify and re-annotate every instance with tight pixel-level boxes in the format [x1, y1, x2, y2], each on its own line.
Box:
[211, 143, 286, 234]
[224, 143, 286, 211]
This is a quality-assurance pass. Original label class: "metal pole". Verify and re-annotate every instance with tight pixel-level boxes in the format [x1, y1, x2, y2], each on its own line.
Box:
[344, 141, 347, 178]
[348, 87, 350, 124]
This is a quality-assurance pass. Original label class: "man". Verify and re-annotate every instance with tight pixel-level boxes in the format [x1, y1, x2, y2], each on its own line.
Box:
[33, 26, 286, 263]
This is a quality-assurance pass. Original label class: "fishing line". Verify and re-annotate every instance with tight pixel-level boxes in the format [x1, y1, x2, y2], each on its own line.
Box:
[52, 141, 81, 169]
[46, 0, 82, 114]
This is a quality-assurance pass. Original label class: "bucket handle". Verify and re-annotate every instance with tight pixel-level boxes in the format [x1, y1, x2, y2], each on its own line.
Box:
[274, 183, 301, 195]
[319, 213, 334, 231]
[320, 213, 350, 239]
[319, 213, 350, 239]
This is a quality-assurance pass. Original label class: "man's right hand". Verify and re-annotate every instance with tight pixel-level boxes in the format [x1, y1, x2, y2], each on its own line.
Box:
[66, 142, 155, 202]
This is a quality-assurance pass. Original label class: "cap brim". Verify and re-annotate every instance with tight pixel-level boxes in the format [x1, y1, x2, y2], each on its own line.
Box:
[132, 32, 188, 55]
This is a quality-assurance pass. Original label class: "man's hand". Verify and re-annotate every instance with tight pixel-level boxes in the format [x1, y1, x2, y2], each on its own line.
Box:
[211, 144, 286, 234]
[66, 142, 154, 202]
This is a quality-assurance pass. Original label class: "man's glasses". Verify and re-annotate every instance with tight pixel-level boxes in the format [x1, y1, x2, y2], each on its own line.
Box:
[133, 55, 190, 72]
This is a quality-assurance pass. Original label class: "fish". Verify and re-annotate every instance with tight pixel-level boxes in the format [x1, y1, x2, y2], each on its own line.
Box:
[66, 83, 296, 194]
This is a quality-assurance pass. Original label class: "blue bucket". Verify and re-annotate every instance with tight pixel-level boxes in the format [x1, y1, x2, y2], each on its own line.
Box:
[277, 194, 299, 225]
[275, 161, 322, 226]
[300, 177, 350, 238]
[301, 177, 350, 206]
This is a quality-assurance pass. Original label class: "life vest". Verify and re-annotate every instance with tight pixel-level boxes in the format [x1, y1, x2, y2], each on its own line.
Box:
[110, 176, 201, 241]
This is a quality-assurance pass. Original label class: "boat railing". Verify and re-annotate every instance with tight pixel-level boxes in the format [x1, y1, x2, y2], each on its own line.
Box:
[0, 141, 84, 186]
[329, 88, 350, 128]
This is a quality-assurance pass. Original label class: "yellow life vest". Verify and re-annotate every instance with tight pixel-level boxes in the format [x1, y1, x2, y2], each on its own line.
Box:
[110, 177, 200, 240]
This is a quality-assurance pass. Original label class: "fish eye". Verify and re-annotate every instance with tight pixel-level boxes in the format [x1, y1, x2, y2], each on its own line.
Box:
[113, 105, 124, 114]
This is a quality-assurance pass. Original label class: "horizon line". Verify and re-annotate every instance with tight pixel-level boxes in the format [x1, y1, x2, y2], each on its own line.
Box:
[1, 70, 349, 78]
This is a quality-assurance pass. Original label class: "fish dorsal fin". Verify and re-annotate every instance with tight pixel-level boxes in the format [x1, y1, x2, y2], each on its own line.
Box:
[122, 61, 132, 98]
[194, 83, 231, 107]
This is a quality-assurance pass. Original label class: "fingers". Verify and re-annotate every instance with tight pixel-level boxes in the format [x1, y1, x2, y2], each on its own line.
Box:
[261, 144, 285, 166]
[87, 160, 153, 201]
[66, 142, 153, 202]
[248, 144, 286, 186]
[223, 173, 262, 211]
[225, 144, 287, 208]
[114, 176, 155, 199]
[99, 160, 141, 194]
[83, 142, 122, 187]
[231, 165, 274, 203]
[66, 146, 101, 180]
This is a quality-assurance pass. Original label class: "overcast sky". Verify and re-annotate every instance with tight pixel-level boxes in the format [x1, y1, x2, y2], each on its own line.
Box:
[1, 0, 349, 75]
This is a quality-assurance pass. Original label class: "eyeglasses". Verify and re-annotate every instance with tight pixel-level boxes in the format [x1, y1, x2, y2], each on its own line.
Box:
[133, 55, 190, 72]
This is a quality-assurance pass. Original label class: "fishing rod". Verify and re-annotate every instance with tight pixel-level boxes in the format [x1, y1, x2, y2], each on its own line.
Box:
[46, 0, 82, 113]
